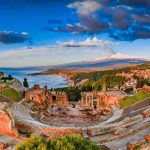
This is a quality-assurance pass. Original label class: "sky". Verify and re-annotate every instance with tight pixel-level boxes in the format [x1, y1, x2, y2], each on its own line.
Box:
[0, 0, 150, 67]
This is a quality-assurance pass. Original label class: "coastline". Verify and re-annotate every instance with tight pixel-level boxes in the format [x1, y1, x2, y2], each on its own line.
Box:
[28, 68, 77, 87]
[0, 68, 69, 89]
[31, 73, 75, 88]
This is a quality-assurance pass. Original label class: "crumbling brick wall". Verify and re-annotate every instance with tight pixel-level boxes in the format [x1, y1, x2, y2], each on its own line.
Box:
[0, 103, 18, 137]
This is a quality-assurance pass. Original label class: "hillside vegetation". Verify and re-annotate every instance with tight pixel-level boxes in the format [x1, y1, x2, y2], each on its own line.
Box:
[135, 62, 150, 70]
[14, 135, 103, 150]
[72, 62, 150, 90]
[73, 67, 131, 82]
[119, 91, 150, 109]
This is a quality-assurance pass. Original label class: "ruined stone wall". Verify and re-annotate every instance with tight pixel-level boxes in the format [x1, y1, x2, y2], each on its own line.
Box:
[48, 92, 68, 108]
[25, 84, 47, 104]
[107, 95, 119, 107]
[143, 85, 150, 93]
[80, 93, 93, 110]
[33, 94, 44, 104]
[0, 103, 18, 137]
[80, 91, 120, 111]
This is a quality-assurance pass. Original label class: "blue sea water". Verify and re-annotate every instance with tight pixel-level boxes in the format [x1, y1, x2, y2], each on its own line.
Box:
[0, 67, 68, 89]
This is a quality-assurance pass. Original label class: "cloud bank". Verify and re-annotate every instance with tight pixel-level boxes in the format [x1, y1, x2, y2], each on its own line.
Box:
[61, 37, 115, 48]
[0, 31, 31, 44]
[43, 0, 150, 41]
[0, 37, 115, 67]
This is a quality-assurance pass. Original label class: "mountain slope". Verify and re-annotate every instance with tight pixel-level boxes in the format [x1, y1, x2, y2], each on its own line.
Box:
[54, 53, 149, 69]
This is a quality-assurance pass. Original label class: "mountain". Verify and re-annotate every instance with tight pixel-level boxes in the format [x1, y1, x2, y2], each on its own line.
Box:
[95, 53, 148, 61]
[53, 53, 149, 69]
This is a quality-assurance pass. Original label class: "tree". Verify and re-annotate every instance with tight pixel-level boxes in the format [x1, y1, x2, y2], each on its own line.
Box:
[54, 87, 81, 102]
[136, 77, 150, 88]
[124, 87, 133, 94]
[8, 75, 13, 80]
[14, 135, 101, 150]
[23, 78, 29, 88]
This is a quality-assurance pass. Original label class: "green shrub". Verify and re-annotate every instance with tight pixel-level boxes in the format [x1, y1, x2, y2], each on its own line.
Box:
[15, 135, 101, 150]
[124, 88, 133, 94]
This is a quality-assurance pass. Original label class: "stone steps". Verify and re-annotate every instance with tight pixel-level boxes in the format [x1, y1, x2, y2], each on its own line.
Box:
[97, 121, 150, 144]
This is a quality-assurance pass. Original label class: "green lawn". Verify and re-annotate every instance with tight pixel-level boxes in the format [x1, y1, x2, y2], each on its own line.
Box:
[0, 88, 20, 102]
[119, 91, 150, 109]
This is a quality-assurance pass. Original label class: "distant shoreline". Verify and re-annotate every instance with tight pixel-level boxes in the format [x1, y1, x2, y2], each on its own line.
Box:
[0, 68, 68, 89]
[28, 72, 74, 87]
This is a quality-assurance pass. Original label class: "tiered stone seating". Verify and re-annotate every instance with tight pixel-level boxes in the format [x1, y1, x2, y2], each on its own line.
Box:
[87, 114, 143, 137]
[0, 94, 11, 103]
[88, 108, 150, 149]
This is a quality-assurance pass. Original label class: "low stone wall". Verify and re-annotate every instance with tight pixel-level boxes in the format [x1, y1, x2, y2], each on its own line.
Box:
[16, 122, 82, 137]
[112, 98, 150, 123]
[123, 97, 150, 116]
[143, 85, 150, 93]
[40, 128, 82, 137]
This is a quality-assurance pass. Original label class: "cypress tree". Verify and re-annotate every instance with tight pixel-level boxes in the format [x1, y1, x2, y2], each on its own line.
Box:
[23, 78, 29, 88]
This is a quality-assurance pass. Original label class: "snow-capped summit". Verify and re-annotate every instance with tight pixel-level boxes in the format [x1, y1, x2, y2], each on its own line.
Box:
[53, 53, 149, 69]
[95, 53, 149, 61]
[109, 53, 135, 59]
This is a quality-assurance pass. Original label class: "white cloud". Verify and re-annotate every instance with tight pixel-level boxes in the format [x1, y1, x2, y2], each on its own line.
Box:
[21, 32, 29, 35]
[61, 37, 115, 47]
[67, 1, 101, 16]
[0, 38, 116, 67]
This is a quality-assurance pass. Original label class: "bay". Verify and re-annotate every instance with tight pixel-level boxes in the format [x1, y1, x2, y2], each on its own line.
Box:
[0, 67, 68, 89]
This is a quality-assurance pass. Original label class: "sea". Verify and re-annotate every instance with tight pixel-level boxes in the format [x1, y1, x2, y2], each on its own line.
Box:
[0, 67, 68, 89]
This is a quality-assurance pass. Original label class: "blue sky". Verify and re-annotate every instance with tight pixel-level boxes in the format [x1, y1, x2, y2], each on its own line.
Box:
[0, 0, 150, 67]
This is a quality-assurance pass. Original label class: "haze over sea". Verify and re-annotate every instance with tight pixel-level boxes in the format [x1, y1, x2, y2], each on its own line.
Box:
[0, 67, 67, 89]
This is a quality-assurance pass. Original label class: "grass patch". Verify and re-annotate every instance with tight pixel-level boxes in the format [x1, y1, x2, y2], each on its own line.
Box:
[119, 91, 150, 109]
[0, 88, 20, 102]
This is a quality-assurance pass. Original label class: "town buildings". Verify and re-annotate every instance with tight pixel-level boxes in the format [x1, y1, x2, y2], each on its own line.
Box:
[133, 69, 150, 79]
[117, 69, 150, 80]
[117, 69, 150, 92]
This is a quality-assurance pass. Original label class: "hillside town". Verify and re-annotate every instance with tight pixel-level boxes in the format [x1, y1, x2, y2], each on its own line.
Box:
[0, 63, 150, 150]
